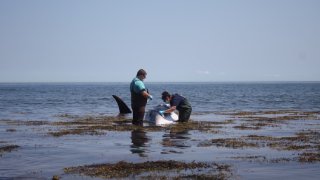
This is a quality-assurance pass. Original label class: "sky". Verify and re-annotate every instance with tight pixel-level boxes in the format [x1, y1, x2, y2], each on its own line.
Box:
[0, 0, 319, 82]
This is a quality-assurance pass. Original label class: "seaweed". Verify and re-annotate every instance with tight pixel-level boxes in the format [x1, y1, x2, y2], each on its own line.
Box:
[0, 145, 20, 155]
[6, 128, 16, 132]
[48, 115, 222, 137]
[64, 160, 232, 179]
[233, 124, 261, 130]
[198, 138, 259, 148]
[299, 152, 320, 163]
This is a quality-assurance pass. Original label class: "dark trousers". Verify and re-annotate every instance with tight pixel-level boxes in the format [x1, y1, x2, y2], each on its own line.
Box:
[178, 108, 192, 122]
[132, 106, 145, 125]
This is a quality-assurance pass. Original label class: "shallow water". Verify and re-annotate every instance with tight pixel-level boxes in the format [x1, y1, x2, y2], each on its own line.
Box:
[0, 82, 320, 179]
[1, 112, 319, 179]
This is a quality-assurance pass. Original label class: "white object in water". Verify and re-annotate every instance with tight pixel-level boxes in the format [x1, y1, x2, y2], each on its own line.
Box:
[145, 104, 178, 125]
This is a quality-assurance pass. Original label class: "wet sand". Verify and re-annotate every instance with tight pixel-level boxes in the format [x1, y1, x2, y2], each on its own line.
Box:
[0, 110, 319, 179]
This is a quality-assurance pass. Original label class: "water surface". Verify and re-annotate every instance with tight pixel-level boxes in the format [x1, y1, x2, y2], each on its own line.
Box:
[0, 82, 319, 179]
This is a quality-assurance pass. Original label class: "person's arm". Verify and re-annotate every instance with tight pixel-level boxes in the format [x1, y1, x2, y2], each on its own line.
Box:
[163, 106, 176, 113]
[135, 80, 152, 99]
[141, 90, 152, 99]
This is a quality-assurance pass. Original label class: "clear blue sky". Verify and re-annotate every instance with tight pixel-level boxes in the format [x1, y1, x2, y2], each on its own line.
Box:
[1, 0, 319, 82]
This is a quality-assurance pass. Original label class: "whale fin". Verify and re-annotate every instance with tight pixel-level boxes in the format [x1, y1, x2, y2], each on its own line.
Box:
[112, 95, 132, 114]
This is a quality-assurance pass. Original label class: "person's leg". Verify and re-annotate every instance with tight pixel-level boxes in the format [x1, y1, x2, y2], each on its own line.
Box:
[138, 106, 145, 120]
[132, 106, 139, 124]
[178, 109, 191, 122]
[132, 106, 145, 125]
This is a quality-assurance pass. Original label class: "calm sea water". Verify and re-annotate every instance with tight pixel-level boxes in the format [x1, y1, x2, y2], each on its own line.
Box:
[0, 82, 320, 179]
[0, 82, 319, 121]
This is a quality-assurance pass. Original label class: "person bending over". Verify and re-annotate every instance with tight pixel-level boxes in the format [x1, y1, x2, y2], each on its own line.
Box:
[160, 91, 192, 122]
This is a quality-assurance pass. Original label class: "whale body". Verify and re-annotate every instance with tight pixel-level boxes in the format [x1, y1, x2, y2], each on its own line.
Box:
[144, 104, 178, 125]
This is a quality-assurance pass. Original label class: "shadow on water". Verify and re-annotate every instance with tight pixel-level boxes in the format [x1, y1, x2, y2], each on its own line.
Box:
[130, 128, 150, 157]
[161, 129, 191, 154]
[129, 122, 193, 156]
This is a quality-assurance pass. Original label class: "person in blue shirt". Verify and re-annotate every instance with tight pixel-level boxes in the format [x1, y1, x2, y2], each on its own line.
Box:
[160, 91, 192, 122]
[130, 69, 153, 125]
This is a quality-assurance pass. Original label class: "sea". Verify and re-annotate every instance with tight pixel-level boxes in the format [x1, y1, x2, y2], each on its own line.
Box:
[1, 82, 319, 121]
[0, 82, 320, 179]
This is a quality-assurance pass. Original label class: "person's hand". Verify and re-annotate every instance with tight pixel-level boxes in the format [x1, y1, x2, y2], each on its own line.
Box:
[148, 95, 153, 100]
[159, 110, 165, 116]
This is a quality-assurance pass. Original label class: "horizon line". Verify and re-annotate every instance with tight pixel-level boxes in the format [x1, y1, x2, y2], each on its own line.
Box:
[0, 80, 320, 84]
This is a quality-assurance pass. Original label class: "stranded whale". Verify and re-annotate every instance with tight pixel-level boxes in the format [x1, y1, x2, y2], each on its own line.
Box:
[112, 95, 178, 125]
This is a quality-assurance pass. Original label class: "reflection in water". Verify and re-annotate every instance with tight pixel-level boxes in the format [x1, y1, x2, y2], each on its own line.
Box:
[130, 128, 150, 157]
[161, 129, 191, 154]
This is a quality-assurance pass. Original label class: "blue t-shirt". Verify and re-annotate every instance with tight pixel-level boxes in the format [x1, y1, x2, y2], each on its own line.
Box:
[130, 77, 146, 94]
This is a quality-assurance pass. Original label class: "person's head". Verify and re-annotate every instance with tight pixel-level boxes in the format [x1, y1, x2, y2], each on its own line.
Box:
[161, 91, 171, 102]
[136, 69, 147, 81]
